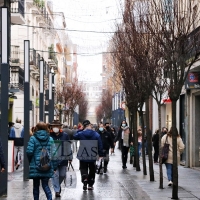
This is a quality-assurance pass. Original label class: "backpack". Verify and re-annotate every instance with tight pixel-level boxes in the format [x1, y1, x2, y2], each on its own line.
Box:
[34, 137, 51, 172]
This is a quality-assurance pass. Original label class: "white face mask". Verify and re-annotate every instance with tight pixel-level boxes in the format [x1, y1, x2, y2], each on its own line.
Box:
[53, 127, 59, 133]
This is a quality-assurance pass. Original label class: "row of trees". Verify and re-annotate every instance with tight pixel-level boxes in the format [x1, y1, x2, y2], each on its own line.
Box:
[55, 79, 88, 127]
[95, 89, 112, 123]
[112, 0, 200, 199]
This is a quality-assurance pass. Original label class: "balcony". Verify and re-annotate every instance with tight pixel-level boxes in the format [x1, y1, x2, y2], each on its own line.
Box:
[10, 66, 24, 91]
[10, 45, 20, 66]
[11, 0, 25, 24]
[48, 45, 58, 72]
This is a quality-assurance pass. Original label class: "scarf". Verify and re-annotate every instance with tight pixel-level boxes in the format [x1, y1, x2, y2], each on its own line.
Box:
[123, 128, 130, 147]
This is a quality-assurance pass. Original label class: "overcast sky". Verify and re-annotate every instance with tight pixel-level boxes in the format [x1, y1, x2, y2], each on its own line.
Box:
[53, 0, 123, 81]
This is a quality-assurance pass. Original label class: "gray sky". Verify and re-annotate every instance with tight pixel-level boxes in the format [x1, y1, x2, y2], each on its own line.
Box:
[53, 0, 123, 81]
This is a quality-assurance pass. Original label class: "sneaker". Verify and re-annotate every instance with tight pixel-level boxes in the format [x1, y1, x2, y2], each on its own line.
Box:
[88, 185, 94, 190]
[168, 181, 173, 186]
[83, 179, 88, 191]
[122, 165, 127, 169]
[104, 168, 107, 173]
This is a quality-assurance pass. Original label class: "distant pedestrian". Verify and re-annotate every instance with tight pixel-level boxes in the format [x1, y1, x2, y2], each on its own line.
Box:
[50, 120, 72, 198]
[72, 125, 78, 152]
[0, 138, 6, 173]
[62, 123, 73, 140]
[161, 127, 168, 138]
[9, 118, 24, 170]
[97, 123, 114, 173]
[137, 128, 142, 157]
[26, 122, 55, 200]
[78, 122, 83, 130]
[116, 121, 128, 150]
[161, 127, 185, 186]
[8, 122, 14, 139]
[114, 120, 133, 169]
[73, 120, 104, 191]
[152, 129, 159, 163]
[110, 126, 117, 154]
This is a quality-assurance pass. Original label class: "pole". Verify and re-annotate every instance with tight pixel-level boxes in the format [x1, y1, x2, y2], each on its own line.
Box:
[0, 7, 9, 196]
[49, 69, 54, 123]
[39, 59, 44, 121]
[23, 40, 30, 181]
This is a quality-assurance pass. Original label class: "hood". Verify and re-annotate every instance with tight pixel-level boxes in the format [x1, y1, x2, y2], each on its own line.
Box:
[80, 129, 97, 139]
[34, 130, 50, 141]
[14, 123, 23, 129]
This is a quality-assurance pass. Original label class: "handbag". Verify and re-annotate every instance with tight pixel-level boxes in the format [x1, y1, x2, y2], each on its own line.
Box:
[65, 162, 77, 188]
[161, 136, 170, 164]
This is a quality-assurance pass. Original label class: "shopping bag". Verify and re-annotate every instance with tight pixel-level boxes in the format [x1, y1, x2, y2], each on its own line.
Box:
[96, 158, 104, 174]
[65, 163, 77, 188]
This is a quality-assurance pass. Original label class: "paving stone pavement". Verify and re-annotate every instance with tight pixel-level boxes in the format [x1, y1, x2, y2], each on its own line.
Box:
[1, 145, 200, 200]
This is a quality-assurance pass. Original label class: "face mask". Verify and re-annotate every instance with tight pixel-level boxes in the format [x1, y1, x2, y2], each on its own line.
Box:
[53, 127, 59, 133]
[99, 127, 104, 132]
[122, 124, 126, 127]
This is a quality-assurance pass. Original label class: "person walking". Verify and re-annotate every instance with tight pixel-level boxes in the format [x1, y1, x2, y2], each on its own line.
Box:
[114, 120, 133, 169]
[9, 118, 24, 170]
[72, 125, 78, 152]
[152, 129, 159, 163]
[161, 127, 185, 186]
[110, 126, 117, 154]
[0, 138, 6, 173]
[97, 123, 114, 173]
[50, 120, 72, 198]
[26, 122, 55, 200]
[73, 119, 103, 191]
[137, 128, 142, 157]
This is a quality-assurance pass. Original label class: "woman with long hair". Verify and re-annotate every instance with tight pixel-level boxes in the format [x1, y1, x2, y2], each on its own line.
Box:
[114, 120, 133, 169]
[161, 127, 185, 186]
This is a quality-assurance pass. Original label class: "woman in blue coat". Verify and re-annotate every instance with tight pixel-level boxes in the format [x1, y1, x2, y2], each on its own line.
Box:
[26, 122, 55, 200]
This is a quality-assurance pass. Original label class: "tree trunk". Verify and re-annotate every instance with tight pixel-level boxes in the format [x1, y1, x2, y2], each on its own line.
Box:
[172, 100, 178, 199]
[146, 98, 154, 181]
[132, 107, 140, 171]
[158, 104, 164, 189]
[139, 108, 147, 175]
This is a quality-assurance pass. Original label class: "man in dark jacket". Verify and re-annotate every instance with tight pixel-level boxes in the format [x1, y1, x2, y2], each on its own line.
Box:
[50, 120, 72, 198]
[97, 123, 114, 173]
[74, 119, 103, 191]
[0, 138, 5, 172]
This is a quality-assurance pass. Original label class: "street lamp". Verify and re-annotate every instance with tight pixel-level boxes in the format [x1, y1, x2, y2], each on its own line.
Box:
[55, 102, 65, 123]
[39, 59, 44, 121]
[49, 67, 55, 123]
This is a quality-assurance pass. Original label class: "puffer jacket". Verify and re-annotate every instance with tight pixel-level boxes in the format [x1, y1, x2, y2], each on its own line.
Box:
[97, 130, 114, 151]
[73, 129, 104, 162]
[26, 130, 55, 179]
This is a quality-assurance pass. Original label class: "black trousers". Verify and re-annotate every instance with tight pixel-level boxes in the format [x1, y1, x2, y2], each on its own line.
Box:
[79, 161, 96, 186]
[121, 146, 129, 167]
[153, 145, 159, 162]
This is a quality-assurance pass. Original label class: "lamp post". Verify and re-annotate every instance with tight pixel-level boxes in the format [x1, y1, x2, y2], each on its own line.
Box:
[0, 7, 9, 196]
[55, 102, 65, 123]
[49, 68, 55, 123]
[39, 59, 44, 121]
[23, 40, 30, 181]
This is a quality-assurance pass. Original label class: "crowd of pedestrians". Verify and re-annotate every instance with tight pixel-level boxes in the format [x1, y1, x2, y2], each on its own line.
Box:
[4, 118, 186, 199]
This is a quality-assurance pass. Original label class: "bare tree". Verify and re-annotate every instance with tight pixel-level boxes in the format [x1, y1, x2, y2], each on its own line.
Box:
[144, 0, 200, 198]
[79, 93, 88, 123]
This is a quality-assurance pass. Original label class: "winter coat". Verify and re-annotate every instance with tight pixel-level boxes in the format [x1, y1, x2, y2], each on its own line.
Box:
[115, 128, 133, 147]
[26, 130, 55, 179]
[50, 131, 72, 167]
[152, 133, 159, 147]
[161, 134, 185, 165]
[0, 139, 5, 169]
[10, 123, 24, 146]
[73, 129, 104, 162]
[97, 130, 114, 151]
[62, 127, 73, 140]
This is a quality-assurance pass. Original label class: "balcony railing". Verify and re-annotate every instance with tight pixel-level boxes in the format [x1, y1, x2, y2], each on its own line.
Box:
[10, 66, 24, 91]
[10, 45, 20, 64]
[48, 45, 58, 67]
[11, 0, 24, 18]
[30, 48, 36, 66]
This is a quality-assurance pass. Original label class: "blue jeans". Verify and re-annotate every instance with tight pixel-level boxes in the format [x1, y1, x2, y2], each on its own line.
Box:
[138, 142, 142, 157]
[33, 178, 52, 200]
[52, 165, 66, 193]
[165, 163, 173, 181]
